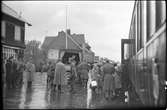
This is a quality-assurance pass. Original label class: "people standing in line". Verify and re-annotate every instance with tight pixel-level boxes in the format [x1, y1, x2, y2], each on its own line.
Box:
[101, 60, 115, 100]
[6, 56, 14, 89]
[53, 58, 66, 92]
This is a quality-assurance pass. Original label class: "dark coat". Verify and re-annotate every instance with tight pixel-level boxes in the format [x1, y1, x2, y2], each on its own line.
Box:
[77, 62, 90, 80]
[6, 60, 13, 81]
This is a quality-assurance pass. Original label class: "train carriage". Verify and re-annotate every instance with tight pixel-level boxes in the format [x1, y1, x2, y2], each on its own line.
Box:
[121, 1, 166, 107]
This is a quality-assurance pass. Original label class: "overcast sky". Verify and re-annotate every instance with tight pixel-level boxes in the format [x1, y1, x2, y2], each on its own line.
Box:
[3, 1, 135, 62]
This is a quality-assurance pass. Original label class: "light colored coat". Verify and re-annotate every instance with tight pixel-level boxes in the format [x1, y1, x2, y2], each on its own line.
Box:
[113, 72, 122, 89]
[26, 62, 35, 82]
[53, 61, 66, 85]
[87, 70, 92, 108]
[102, 63, 115, 92]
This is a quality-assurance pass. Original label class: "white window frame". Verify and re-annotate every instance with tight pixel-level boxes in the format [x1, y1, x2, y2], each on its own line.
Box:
[1, 20, 6, 37]
[14, 25, 21, 41]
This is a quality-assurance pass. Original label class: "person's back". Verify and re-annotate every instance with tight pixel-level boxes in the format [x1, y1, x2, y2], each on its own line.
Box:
[102, 63, 114, 75]
[26, 61, 34, 84]
[53, 60, 66, 90]
[56, 61, 65, 72]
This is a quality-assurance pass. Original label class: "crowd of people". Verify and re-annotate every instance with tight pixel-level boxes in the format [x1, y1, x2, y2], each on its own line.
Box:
[2, 56, 36, 90]
[3, 56, 24, 89]
[42, 56, 126, 104]
[2, 55, 127, 107]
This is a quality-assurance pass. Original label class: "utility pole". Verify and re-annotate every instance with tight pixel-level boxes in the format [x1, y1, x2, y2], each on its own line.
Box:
[65, 6, 68, 49]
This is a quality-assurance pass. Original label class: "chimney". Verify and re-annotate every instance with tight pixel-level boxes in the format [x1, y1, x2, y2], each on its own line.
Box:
[66, 29, 71, 35]
[58, 31, 65, 37]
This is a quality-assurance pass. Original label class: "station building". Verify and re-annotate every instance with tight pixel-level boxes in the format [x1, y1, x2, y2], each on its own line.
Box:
[1, 3, 31, 60]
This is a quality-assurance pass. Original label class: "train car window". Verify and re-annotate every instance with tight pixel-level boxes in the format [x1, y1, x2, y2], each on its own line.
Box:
[156, 1, 166, 31]
[124, 44, 129, 60]
[140, 2, 144, 49]
[146, 1, 156, 42]
[161, 1, 166, 24]
[156, 1, 162, 30]
[137, 2, 143, 52]
[137, 2, 140, 51]
[133, 16, 136, 55]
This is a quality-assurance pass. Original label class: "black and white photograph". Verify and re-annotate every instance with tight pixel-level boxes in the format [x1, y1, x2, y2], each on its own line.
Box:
[1, 0, 166, 109]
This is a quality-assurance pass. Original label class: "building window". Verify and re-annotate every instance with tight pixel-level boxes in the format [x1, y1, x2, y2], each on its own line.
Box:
[15, 25, 21, 41]
[6, 22, 15, 41]
[1, 20, 6, 37]
[2, 47, 18, 59]
[21, 28, 25, 43]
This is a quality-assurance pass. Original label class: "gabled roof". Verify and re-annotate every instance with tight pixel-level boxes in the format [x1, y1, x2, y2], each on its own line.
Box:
[41, 31, 86, 51]
[2, 2, 31, 25]
[71, 34, 85, 46]
[41, 36, 57, 49]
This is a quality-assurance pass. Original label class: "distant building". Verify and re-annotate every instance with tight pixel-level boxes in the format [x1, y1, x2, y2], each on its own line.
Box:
[1, 3, 31, 60]
[41, 29, 94, 64]
[94, 56, 100, 63]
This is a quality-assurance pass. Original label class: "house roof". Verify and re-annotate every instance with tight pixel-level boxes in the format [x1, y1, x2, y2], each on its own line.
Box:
[41, 36, 57, 49]
[42, 31, 86, 51]
[2, 2, 31, 25]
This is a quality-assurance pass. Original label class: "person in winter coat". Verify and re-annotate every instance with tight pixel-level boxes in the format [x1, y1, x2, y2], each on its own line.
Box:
[101, 60, 115, 100]
[25, 58, 35, 88]
[53, 59, 66, 91]
[152, 58, 159, 106]
[15, 58, 24, 88]
[47, 61, 55, 89]
[77, 61, 90, 88]
[69, 59, 77, 92]
[113, 65, 122, 97]
[92, 63, 103, 94]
